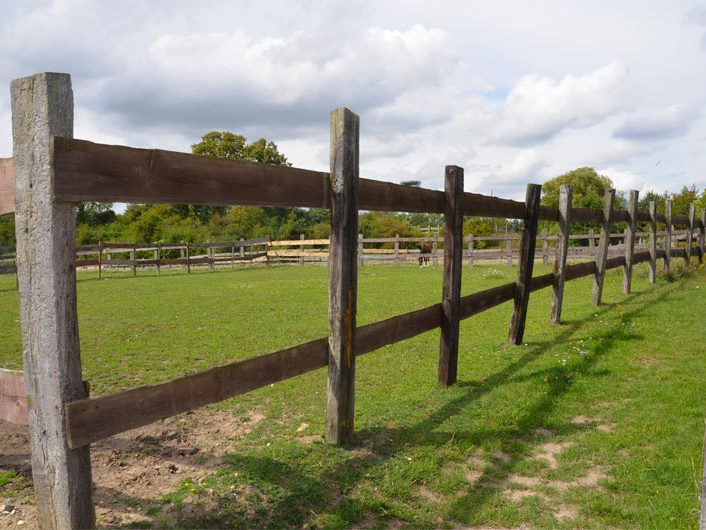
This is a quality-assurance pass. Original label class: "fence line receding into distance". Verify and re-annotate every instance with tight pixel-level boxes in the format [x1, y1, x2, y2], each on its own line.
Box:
[2, 72, 706, 529]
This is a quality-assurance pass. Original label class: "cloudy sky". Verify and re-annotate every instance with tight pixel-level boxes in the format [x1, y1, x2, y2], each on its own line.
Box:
[0, 0, 704, 201]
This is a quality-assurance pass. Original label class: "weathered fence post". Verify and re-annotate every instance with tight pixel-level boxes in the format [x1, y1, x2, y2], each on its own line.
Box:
[131, 243, 137, 277]
[665, 199, 672, 273]
[541, 228, 549, 266]
[686, 204, 695, 266]
[623, 190, 638, 294]
[186, 242, 191, 273]
[98, 241, 103, 279]
[432, 237, 439, 267]
[11, 72, 95, 529]
[438, 166, 464, 387]
[648, 201, 658, 283]
[358, 233, 363, 268]
[468, 235, 474, 267]
[299, 233, 305, 265]
[698, 209, 706, 264]
[550, 184, 572, 324]
[325, 108, 359, 446]
[592, 189, 615, 306]
[506, 237, 512, 266]
[394, 233, 400, 266]
[508, 184, 542, 344]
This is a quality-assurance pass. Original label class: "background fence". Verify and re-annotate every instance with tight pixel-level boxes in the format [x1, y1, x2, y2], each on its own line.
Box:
[2, 73, 705, 529]
[0, 230, 696, 275]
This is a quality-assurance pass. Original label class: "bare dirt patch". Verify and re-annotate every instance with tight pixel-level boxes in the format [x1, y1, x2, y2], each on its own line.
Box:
[534, 441, 572, 470]
[0, 408, 265, 529]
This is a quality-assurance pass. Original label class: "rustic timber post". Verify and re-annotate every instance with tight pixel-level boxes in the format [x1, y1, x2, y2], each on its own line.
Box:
[432, 237, 439, 267]
[665, 199, 672, 273]
[299, 233, 305, 265]
[686, 204, 696, 266]
[438, 166, 464, 387]
[623, 190, 638, 294]
[209, 244, 215, 271]
[468, 235, 474, 267]
[648, 201, 658, 283]
[506, 237, 512, 265]
[239, 238, 245, 260]
[11, 73, 95, 529]
[325, 108, 359, 446]
[592, 189, 615, 306]
[186, 242, 191, 273]
[698, 209, 706, 264]
[131, 244, 137, 276]
[550, 184, 572, 324]
[541, 228, 549, 266]
[394, 233, 400, 266]
[357, 234, 363, 268]
[97, 241, 102, 279]
[508, 184, 541, 344]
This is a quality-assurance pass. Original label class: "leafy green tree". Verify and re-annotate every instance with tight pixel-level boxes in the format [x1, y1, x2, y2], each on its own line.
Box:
[0, 215, 15, 247]
[670, 185, 700, 216]
[541, 167, 615, 210]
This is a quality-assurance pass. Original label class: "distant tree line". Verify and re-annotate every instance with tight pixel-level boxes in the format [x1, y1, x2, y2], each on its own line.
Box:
[0, 135, 703, 249]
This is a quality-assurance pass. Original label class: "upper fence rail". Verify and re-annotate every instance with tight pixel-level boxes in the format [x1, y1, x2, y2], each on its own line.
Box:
[0, 137, 698, 227]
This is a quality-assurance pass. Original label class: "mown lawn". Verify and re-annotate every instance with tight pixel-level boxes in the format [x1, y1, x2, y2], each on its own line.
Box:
[0, 261, 705, 528]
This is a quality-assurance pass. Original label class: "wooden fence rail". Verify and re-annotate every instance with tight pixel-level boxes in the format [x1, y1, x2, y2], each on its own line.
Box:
[3, 72, 706, 529]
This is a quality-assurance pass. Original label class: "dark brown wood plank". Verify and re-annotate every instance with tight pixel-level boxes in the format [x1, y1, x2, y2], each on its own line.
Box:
[65, 337, 329, 448]
[565, 261, 597, 281]
[611, 210, 629, 223]
[572, 207, 603, 223]
[459, 282, 516, 319]
[439, 166, 464, 387]
[530, 272, 555, 291]
[550, 184, 572, 323]
[508, 183, 542, 345]
[357, 304, 442, 355]
[326, 108, 359, 445]
[359, 178, 444, 213]
[0, 158, 13, 216]
[672, 215, 690, 226]
[592, 189, 615, 305]
[463, 192, 525, 219]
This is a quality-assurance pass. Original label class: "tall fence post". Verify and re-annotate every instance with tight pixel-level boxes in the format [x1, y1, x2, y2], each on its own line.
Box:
[648, 201, 658, 283]
[358, 233, 363, 268]
[299, 233, 305, 265]
[98, 241, 103, 279]
[11, 72, 95, 529]
[592, 189, 615, 306]
[438, 166, 464, 387]
[698, 209, 706, 264]
[131, 243, 137, 277]
[665, 199, 672, 273]
[186, 242, 191, 273]
[686, 203, 696, 266]
[467, 235, 474, 267]
[508, 184, 542, 344]
[432, 237, 439, 267]
[550, 184, 572, 324]
[623, 190, 638, 294]
[325, 108, 359, 446]
[394, 233, 400, 266]
[505, 237, 512, 266]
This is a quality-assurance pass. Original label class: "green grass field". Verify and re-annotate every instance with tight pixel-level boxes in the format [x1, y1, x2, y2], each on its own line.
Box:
[1, 261, 705, 528]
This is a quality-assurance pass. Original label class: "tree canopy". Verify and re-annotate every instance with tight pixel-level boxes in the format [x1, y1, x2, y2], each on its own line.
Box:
[540, 167, 616, 210]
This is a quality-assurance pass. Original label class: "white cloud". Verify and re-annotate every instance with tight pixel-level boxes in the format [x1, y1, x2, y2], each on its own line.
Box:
[489, 61, 630, 146]
[613, 105, 698, 141]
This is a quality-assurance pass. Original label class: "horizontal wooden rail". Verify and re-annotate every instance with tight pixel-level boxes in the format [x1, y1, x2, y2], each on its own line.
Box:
[0, 158, 13, 216]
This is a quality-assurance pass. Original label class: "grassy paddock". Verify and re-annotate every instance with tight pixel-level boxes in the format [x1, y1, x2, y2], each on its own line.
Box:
[0, 262, 705, 528]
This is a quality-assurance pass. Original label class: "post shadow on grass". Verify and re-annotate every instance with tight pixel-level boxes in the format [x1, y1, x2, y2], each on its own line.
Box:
[153, 283, 677, 529]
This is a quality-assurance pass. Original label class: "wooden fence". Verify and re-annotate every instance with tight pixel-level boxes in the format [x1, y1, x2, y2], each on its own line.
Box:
[0, 230, 696, 276]
[1, 72, 705, 529]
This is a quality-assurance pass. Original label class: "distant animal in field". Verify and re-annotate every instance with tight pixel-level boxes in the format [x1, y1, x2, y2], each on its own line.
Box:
[417, 244, 431, 266]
